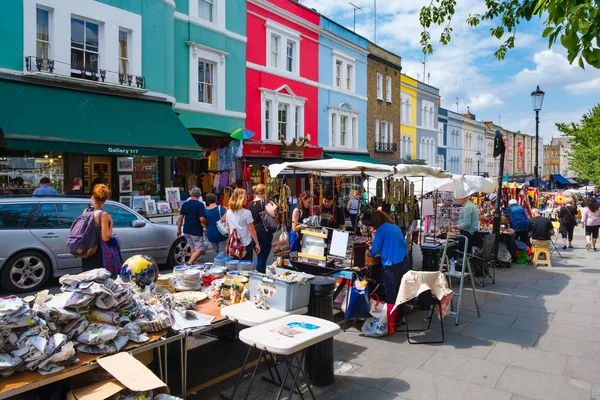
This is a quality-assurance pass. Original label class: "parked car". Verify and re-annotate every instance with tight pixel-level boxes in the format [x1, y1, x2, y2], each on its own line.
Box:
[0, 197, 191, 293]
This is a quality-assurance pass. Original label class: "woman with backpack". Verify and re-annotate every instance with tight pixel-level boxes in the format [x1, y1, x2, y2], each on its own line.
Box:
[81, 184, 117, 273]
[204, 192, 228, 257]
[249, 184, 276, 273]
[226, 188, 260, 261]
[558, 198, 578, 249]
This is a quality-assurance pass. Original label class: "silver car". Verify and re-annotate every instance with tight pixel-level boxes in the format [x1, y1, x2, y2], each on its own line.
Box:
[0, 197, 191, 293]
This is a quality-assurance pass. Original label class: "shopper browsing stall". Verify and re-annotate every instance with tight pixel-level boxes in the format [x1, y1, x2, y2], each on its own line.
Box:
[365, 211, 409, 334]
[227, 188, 260, 261]
[249, 184, 275, 273]
[82, 184, 115, 272]
[205, 193, 228, 257]
[289, 192, 311, 253]
[177, 187, 207, 265]
[503, 199, 530, 247]
[347, 190, 360, 235]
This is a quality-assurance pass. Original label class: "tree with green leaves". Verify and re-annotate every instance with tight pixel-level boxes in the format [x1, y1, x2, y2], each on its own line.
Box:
[420, 0, 600, 68]
[556, 105, 600, 185]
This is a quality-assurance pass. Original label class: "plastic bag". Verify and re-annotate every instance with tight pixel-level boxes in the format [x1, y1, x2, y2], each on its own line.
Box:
[361, 295, 388, 337]
[345, 279, 371, 320]
[289, 229, 300, 252]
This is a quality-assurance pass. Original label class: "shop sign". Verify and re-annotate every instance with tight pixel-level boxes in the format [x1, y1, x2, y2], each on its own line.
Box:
[517, 142, 524, 172]
[503, 138, 510, 174]
[108, 147, 141, 155]
[243, 143, 280, 157]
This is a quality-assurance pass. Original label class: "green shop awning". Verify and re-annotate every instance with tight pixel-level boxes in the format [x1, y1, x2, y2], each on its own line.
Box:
[324, 152, 383, 164]
[0, 79, 203, 158]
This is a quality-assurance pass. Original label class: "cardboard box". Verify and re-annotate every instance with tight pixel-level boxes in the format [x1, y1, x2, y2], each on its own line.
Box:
[66, 352, 168, 400]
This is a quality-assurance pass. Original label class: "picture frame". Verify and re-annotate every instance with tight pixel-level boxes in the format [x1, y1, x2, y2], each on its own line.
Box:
[143, 199, 157, 215]
[119, 195, 132, 209]
[119, 174, 132, 193]
[156, 201, 171, 214]
[92, 163, 109, 175]
[132, 195, 150, 212]
[165, 187, 181, 210]
[117, 157, 134, 172]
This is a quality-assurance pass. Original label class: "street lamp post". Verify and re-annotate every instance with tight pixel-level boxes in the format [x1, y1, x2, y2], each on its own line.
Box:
[531, 85, 545, 190]
[476, 150, 481, 176]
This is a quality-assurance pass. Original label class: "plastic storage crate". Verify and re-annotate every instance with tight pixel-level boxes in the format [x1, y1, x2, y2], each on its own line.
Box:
[249, 268, 315, 311]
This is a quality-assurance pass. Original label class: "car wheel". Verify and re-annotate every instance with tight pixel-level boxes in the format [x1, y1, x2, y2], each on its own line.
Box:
[168, 238, 191, 267]
[2, 251, 51, 293]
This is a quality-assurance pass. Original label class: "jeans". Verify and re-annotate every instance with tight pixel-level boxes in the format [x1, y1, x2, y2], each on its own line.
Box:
[349, 213, 359, 235]
[210, 241, 227, 257]
[515, 230, 531, 248]
[458, 230, 475, 253]
[381, 256, 411, 317]
[255, 229, 273, 273]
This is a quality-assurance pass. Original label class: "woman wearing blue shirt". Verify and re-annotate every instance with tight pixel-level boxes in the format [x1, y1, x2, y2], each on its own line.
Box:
[366, 211, 409, 334]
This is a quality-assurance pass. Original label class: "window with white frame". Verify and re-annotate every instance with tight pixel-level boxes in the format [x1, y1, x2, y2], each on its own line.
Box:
[401, 94, 412, 124]
[262, 85, 305, 142]
[118, 29, 129, 76]
[381, 121, 388, 143]
[329, 103, 359, 149]
[438, 154, 445, 170]
[422, 100, 434, 129]
[197, 60, 215, 104]
[71, 17, 99, 73]
[400, 135, 413, 159]
[188, 43, 226, 110]
[266, 21, 300, 75]
[438, 124, 445, 146]
[375, 119, 380, 143]
[377, 73, 383, 100]
[198, 0, 214, 22]
[332, 51, 355, 92]
[36, 7, 50, 68]
[386, 76, 392, 102]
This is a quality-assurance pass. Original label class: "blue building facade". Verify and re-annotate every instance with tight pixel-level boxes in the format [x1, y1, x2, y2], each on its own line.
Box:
[438, 108, 448, 170]
[445, 109, 463, 174]
[416, 82, 440, 166]
[317, 17, 369, 153]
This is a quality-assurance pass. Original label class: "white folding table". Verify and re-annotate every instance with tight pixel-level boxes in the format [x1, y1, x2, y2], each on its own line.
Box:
[219, 303, 308, 400]
[238, 315, 340, 400]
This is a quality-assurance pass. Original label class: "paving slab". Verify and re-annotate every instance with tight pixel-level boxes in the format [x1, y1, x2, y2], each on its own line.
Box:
[344, 354, 408, 390]
[381, 367, 512, 400]
[535, 334, 600, 359]
[430, 333, 496, 359]
[495, 366, 591, 400]
[564, 355, 600, 384]
[552, 311, 600, 328]
[512, 317, 600, 342]
[535, 293, 596, 306]
[485, 342, 567, 375]
[569, 304, 600, 317]
[500, 295, 572, 312]
[575, 284, 600, 292]
[461, 322, 539, 347]
[460, 310, 517, 328]
[514, 282, 559, 294]
[481, 302, 554, 321]
[420, 350, 507, 388]
[317, 379, 399, 400]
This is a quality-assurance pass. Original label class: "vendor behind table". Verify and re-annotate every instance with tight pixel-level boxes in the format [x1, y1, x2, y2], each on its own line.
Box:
[364, 210, 409, 335]
[455, 193, 480, 253]
[318, 191, 346, 245]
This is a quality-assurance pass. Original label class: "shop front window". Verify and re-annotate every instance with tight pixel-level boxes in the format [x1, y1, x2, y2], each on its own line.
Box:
[0, 153, 65, 196]
[130, 156, 160, 196]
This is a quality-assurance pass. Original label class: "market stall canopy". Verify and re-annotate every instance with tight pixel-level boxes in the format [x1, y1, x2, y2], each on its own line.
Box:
[268, 159, 395, 178]
[408, 174, 495, 196]
[324, 152, 382, 164]
[394, 164, 451, 179]
[0, 79, 203, 158]
[550, 174, 571, 185]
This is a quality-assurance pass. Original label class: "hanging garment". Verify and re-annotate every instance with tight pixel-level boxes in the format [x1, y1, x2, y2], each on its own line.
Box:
[219, 172, 229, 189]
[213, 173, 220, 191]
[202, 174, 213, 194]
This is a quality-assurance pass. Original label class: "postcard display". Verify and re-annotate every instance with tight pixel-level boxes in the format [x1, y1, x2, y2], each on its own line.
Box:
[434, 192, 461, 234]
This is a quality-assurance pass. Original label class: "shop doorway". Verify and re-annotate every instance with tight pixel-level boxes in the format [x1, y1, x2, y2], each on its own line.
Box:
[83, 156, 112, 195]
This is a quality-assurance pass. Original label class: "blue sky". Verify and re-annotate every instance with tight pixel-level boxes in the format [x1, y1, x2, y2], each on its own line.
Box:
[301, 0, 600, 144]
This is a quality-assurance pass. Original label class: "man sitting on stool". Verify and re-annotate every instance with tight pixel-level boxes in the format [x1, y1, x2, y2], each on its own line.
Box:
[456, 193, 479, 254]
[528, 208, 555, 242]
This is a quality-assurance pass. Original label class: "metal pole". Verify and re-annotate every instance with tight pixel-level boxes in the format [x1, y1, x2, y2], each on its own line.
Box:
[353, 8, 356, 31]
[492, 149, 505, 268]
[535, 110, 540, 190]
[477, 159, 480, 176]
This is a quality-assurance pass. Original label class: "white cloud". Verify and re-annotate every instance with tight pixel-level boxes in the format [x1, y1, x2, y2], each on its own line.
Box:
[565, 78, 600, 95]
[468, 93, 504, 109]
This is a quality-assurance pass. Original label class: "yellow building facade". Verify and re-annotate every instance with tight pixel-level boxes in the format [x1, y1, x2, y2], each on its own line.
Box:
[400, 74, 418, 159]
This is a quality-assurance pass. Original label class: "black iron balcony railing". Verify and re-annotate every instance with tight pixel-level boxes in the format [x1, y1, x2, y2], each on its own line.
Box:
[375, 142, 397, 153]
[25, 56, 146, 89]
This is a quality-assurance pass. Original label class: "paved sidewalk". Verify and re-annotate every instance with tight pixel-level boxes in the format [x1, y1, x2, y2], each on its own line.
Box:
[202, 226, 600, 400]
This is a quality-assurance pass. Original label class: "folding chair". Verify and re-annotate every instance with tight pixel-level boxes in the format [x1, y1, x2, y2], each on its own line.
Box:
[467, 234, 496, 287]
[550, 221, 563, 258]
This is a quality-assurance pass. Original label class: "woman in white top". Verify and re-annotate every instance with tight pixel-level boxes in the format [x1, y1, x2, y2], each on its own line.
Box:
[226, 188, 260, 261]
[347, 190, 360, 235]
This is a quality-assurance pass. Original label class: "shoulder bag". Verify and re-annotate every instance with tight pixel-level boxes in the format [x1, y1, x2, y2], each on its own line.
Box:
[216, 206, 229, 236]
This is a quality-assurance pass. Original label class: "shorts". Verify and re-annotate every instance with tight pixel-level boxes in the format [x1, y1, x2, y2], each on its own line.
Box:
[586, 225, 600, 239]
[184, 234, 206, 251]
